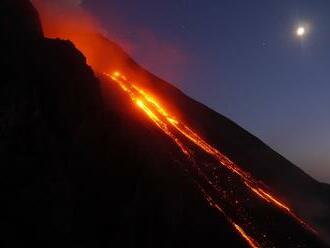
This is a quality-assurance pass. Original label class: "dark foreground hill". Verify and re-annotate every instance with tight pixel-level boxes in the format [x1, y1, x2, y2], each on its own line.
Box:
[0, 0, 329, 247]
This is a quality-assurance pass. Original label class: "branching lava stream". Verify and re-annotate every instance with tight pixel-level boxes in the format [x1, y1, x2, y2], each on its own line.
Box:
[104, 71, 318, 248]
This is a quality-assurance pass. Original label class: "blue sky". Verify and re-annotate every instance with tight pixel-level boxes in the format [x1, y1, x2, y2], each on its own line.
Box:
[83, 0, 330, 183]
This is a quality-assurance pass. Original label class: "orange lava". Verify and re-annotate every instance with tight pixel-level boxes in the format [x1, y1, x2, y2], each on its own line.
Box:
[234, 224, 260, 248]
[105, 72, 191, 158]
[104, 71, 318, 247]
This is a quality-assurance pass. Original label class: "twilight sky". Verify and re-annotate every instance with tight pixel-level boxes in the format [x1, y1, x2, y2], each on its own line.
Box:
[82, 0, 330, 183]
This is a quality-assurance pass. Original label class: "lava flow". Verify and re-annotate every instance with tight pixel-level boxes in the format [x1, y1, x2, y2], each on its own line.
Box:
[104, 71, 317, 248]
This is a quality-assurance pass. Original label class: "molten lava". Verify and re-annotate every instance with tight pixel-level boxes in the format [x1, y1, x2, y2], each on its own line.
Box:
[105, 71, 317, 248]
[234, 224, 260, 248]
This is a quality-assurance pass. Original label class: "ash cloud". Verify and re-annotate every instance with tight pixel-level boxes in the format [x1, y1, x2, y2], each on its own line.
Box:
[32, 0, 104, 38]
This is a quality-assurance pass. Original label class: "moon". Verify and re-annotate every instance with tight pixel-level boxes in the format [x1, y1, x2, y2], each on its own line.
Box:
[296, 26, 306, 37]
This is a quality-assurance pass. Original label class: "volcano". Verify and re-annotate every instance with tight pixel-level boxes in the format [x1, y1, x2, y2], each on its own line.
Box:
[1, 1, 330, 247]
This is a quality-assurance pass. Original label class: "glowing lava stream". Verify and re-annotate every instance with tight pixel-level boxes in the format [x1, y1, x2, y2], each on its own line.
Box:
[104, 71, 317, 247]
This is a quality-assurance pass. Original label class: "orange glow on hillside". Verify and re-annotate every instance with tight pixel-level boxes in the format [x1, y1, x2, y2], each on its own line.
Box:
[33, 0, 133, 74]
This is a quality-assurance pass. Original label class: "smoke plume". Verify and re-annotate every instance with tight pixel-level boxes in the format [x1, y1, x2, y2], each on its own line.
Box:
[32, 0, 187, 87]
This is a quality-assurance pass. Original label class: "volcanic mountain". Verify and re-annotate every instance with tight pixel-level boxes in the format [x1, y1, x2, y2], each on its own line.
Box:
[1, 0, 329, 247]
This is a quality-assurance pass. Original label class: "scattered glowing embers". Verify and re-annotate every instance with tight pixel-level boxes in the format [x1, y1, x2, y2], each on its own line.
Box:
[200, 185, 261, 248]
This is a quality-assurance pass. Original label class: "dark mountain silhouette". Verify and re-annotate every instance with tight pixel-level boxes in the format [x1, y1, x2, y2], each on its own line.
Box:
[0, 0, 329, 247]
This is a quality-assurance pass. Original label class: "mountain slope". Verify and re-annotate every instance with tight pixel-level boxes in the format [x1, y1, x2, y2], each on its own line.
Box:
[66, 31, 330, 242]
[0, 0, 329, 247]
